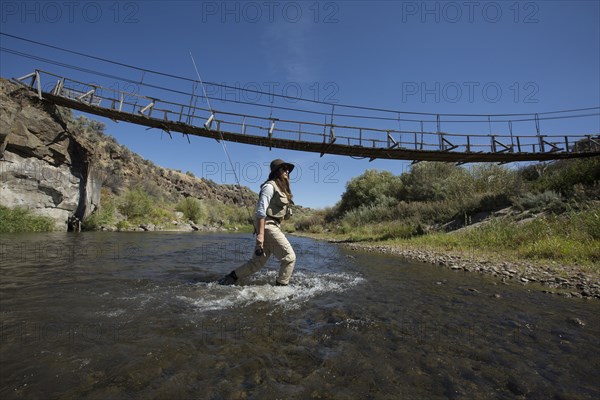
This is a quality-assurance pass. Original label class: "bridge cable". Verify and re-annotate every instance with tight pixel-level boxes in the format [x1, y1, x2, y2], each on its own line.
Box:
[2, 32, 599, 119]
[3, 45, 600, 125]
[189, 52, 255, 228]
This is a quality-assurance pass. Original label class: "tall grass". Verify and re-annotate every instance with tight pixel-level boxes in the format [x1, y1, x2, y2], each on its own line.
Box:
[409, 209, 600, 265]
[0, 206, 55, 233]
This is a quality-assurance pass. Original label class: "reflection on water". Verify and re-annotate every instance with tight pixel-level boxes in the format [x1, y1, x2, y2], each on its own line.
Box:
[1, 232, 599, 399]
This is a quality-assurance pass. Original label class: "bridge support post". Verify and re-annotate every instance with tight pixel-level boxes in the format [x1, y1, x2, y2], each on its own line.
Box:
[52, 78, 64, 96]
[139, 99, 155, 117]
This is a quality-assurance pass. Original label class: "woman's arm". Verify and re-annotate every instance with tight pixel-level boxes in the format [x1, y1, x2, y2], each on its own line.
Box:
[255, 183, 274, 248]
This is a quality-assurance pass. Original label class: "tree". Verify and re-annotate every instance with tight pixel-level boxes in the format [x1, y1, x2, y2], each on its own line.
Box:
[401, 162, 460, 201]
[337, 169, 403, 215]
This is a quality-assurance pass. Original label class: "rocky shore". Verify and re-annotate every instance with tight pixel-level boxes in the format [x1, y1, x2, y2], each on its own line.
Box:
[98, 222, 233, 233]
[342, 242, 600, 299]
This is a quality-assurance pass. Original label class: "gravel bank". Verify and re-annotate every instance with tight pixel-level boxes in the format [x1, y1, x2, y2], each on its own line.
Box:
[343, 242, 600, 299]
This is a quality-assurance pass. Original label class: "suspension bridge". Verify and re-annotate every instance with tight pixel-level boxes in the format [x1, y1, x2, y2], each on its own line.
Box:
[14, 69, 600, 163]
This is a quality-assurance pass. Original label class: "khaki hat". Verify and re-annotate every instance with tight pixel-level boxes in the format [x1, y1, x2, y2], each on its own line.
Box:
[268, 159, 294, 179]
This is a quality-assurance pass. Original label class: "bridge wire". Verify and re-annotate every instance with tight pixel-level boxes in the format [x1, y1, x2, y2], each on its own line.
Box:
[2, 32, 599, 119]
[190, 52, 255, 228]
[2, 45, 600, 125]
[6, 44, 599, 135]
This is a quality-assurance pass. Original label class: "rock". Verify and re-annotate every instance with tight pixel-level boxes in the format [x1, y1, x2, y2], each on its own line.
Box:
[140, 224, 155, 232]
[0, 78, 100, 230]
[507, 375, 529, 396]
[567, 318, 586, 327]
[189, 222, 199, 231]
[339, 241, 600, 301]
[178, 223, 194, 232]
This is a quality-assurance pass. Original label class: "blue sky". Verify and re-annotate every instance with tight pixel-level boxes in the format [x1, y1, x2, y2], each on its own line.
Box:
[1, 0, 599, 208]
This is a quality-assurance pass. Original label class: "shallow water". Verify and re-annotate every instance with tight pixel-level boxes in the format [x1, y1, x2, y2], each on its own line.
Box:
[0, 232, 599, 399]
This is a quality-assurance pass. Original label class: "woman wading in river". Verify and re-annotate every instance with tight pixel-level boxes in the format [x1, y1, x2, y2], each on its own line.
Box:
[218, 159, 296, 286]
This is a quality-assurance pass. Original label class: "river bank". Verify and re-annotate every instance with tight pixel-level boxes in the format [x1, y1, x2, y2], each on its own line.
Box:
[293, 232, 600, 299]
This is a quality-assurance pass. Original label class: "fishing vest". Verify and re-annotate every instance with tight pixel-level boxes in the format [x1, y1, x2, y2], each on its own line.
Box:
[264, 180, 292, 221]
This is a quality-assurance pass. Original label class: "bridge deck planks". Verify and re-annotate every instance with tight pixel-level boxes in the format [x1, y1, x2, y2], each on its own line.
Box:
[44, 93, 600, 163]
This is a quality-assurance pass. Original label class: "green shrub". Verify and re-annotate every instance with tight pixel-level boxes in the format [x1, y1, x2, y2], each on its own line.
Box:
[342, 202, 394, 226]
[402, 162, 465, 201]
[82, 202, 116, 231]
[565, 207, 600, 240]
[0, 205, 55, 232]
[116, 220, 131, 231]
[469, 164, 522, 197]
[294, 210, 330, 232]
[375, 221, 416, 240]
[176, 197, 207, 223]
[337, 169, 403, 214]
[201, 199, 253, 228]
[118, 187, 153, 219]
[514, 190, 565, 213]
[521, 158, 600, 196]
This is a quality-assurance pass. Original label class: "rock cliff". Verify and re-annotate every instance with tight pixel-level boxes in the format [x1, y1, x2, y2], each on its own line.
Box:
[0, 78, 100, 230]
[0, 77, 257, 231]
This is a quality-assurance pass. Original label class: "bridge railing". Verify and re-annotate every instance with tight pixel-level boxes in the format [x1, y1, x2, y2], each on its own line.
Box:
[16, 70, 600, 157]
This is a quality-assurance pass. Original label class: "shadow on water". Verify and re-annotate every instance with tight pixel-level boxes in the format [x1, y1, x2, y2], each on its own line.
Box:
[1, 232, 599, 399]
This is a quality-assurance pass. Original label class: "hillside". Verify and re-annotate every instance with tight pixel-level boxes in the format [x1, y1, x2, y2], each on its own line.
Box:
[0, 77, 257, 232]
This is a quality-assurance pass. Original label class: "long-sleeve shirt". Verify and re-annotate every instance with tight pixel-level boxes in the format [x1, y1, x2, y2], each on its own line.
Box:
[255, 183, 274, 219]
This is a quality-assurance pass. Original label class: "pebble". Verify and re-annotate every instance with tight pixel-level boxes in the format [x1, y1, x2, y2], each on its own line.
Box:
[567, 318, 586, 327]
[343, 243, 600, 299]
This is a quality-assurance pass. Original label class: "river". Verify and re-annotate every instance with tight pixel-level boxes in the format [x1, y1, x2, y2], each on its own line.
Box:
[1, 232, 598, 399]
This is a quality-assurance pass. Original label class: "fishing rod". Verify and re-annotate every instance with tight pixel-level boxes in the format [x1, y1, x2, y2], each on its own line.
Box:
[189, 52, 255, 230]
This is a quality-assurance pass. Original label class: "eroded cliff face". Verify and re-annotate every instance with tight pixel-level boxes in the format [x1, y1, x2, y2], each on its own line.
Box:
[0, 78, 100, 230]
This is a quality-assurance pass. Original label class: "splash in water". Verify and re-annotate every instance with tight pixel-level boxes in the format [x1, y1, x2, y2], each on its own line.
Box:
[178, 270, 365, 312]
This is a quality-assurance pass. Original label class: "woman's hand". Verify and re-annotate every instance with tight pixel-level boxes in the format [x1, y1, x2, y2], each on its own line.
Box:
[256, 232, 264, 248]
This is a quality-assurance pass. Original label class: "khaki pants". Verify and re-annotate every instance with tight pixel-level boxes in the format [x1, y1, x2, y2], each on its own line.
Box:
[234, 221, 296, 285]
